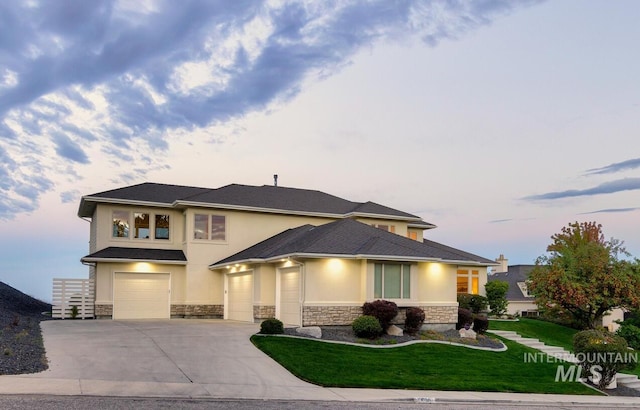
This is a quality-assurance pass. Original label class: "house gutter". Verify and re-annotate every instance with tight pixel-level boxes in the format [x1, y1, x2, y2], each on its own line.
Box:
[209, 253, 496, 270]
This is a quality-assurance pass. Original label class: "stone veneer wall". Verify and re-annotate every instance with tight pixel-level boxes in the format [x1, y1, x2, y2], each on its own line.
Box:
[302, 304, 457, 327]
[95, 304, 112, 319]
[253, 305, 276, 320]
[302, 306, 362, 326]
[170, 304, 223, 318]
[422, 305, 457, 323]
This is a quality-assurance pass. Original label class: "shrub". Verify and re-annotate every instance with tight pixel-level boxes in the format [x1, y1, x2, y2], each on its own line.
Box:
[472, 315, 489, 334]
[352, 315, 383, 338]
[259, 318, 284, 335]
[616, 322, 640, 350]
[485, 280, 509, 316]
[457, 308, 473, 330]
[362, 300, 398, 330]
[457, 293, 488, 314]
[71, 305, 79, 319]
[573, 329, 636, 388]
[404, 307, 425, 335]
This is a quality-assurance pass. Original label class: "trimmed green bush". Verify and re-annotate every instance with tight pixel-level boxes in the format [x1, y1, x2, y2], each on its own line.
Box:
[616, 322, 640, 350]
[573, 329, 636, 388]
[404, 307, 425, 335]
[260, 318, 284, 334]
[485, 280, 509, 316]
[457, 308, 473, 330]
[352, 315, 383, 338]
[457, 293, 488, 314]
[473, 315, 489, 334]
[362, 299, 398, 330]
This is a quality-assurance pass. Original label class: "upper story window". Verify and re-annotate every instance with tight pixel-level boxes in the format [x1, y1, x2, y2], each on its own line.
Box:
[372, 224, 395, 233]
[112, 210, 170, 240]
[374, 263, 410, 299]
[134, 213, 150, 239]
[407, 231, 418, 241]
[194, 214, 226, 241]
[155, 215, 170, 240]
[457, 269, 479, 294]
[112, 210, 130, 238]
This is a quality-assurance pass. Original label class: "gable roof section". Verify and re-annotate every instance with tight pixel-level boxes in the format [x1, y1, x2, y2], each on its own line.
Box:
[210, 219, 494, 268]
[81, 247, 187, 265]
[78, 182, 432, 226]
[489, 265, 535, 301]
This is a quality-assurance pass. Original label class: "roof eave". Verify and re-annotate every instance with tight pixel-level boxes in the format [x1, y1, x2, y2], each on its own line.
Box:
[81, 257, 187, 265]
[79, 196, 174, 218]
[209, 253, 496, 269]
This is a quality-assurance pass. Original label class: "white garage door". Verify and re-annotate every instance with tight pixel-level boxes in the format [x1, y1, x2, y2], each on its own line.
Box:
[279, 267, 301, 326]
[113, 273, 170, 319]
[227, 272, 253, 322]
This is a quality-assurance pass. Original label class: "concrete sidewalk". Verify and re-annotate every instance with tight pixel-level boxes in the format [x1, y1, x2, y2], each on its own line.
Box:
[0, 320, 639, 406]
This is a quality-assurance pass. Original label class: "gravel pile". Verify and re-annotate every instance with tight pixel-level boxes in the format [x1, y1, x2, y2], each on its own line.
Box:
[0, 281, 52, 375]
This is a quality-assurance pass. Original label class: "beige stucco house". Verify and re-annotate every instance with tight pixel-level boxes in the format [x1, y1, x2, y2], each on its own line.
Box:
[78, 182, 495, 329]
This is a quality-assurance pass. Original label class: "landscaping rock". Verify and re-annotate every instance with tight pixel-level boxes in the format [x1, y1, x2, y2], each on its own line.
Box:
[295, 326, 322, 339]
[459, 328, 477, 339]
[387, 325, 403, 336]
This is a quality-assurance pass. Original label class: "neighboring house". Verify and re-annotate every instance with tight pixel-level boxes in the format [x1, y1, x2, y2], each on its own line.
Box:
[77, 182, 495, 329]
[488, 256, 538, 316]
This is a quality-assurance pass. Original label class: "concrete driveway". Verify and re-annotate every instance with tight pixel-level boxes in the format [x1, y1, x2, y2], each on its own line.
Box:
[11, 319, 340, 399]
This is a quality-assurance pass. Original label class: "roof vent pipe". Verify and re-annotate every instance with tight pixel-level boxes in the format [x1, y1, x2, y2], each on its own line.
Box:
[273, 174, 278, 187]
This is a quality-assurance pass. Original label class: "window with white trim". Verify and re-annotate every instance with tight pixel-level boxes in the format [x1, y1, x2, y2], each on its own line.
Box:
[194, 214, 226, 241]
[111, 210, 170, 240]
[374, 263, 410, 299]
[112, 210, 130, 238]
[457, 269, 479, 294]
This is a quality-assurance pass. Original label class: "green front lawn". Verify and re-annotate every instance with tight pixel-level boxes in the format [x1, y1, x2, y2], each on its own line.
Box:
[251, 335, 599, 395]
[489, 318, 577, 351]
[489, 318, 640, 377]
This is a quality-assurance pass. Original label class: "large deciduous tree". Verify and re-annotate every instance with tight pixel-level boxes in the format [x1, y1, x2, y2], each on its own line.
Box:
[528, 221, 640, 330]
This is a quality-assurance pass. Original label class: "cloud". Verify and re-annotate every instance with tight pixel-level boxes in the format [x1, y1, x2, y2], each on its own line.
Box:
[0, 0, 540, 220]
[579, 207, 640, 215]
[489, 219, 514, 223]
[523, 178, 640, 201]
[52, 132, 90, 164]
[585, 158, 640, 175]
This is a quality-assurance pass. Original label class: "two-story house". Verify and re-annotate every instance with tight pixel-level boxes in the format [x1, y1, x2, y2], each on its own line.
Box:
[78, 182, 495, 329]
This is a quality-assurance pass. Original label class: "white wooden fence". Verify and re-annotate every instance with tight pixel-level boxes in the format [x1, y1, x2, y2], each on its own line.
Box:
[52, 278, 95, 319]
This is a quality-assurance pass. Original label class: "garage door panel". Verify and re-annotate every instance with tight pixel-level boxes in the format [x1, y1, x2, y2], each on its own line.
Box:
[114, 273, 170, 320]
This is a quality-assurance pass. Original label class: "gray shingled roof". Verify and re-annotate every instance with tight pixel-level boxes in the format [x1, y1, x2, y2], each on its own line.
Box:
[210, 219, 494, 268]
[488, 265, 535, 301]
[78, 182, 428, 223]
[81, 247, 187, 263]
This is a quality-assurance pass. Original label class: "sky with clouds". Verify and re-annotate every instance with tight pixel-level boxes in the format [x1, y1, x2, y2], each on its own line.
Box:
[1, 0, 639, 302]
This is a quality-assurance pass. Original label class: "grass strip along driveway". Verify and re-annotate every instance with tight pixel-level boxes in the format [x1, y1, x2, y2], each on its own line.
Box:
[251, 335, 598, 395]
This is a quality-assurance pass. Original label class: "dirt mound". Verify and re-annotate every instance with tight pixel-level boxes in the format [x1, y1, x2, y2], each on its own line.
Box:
[0, 281, 51, 318]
